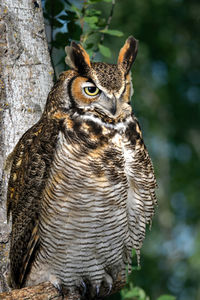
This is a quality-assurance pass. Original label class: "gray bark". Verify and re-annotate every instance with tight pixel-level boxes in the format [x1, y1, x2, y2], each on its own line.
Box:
[0, 0, 53, 292]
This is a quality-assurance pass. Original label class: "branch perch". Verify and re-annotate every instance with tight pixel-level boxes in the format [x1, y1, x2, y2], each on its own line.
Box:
[0, 278, 126, 299]
[0, 282, 63, 300]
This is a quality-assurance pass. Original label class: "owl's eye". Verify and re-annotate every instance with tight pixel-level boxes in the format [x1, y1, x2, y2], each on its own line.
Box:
[84, 86, 100, 96]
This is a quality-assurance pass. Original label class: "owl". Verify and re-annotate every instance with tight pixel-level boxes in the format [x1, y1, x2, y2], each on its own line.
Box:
[7, 36, 157, 299]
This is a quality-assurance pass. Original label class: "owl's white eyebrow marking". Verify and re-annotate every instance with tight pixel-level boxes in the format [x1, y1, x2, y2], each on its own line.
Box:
[77, 113, 132, 132]
[81, 82, 96, 88]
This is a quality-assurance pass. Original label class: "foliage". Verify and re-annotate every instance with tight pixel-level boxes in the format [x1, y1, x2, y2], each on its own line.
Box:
[42, 0, 200, 300]
[121, 284, 150, 300]
[156, 296, 176, 300]
[121, 285, 175, 300]
[42, 0, 123, 77]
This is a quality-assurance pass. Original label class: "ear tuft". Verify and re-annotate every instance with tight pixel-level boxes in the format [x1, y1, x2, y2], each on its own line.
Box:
[65, 42, 91, 74]
[118, 36, 138, 74]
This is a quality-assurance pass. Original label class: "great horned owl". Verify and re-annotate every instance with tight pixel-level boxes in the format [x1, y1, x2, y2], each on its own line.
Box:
[7, 36, 157, 299]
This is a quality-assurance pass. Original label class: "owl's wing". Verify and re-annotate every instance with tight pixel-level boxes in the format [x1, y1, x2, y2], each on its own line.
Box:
[7, 117, 60, 288]
[124, 116, 157, 262]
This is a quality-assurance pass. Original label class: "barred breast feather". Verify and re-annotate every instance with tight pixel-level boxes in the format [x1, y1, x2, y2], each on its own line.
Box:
[26, 115, 131, 292]
[24, 112, 156, 296]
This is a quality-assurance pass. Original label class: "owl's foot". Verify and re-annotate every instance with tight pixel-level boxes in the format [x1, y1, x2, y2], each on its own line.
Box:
[56, 284, 82, 300]
[103, 273, 113, 296]
[92, 272, 113, 298]
[106, 282, 112, 295]
[80, 280, 87, 296]
[52, 280, 64, 298]
[96, 285, 100, 296]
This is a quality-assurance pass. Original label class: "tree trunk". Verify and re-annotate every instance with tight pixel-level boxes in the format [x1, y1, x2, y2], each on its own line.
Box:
[0, 0, 53, 292]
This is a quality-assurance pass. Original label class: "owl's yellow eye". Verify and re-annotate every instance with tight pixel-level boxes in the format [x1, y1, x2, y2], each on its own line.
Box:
[84, 86, 100, 96]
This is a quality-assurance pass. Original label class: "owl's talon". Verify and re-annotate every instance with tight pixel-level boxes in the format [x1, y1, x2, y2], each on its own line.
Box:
[102, 273, 113, 296]
[80, 280, 87, 296]
[106, 283, 112, 295]
[53, 282, 64, 297]
[96, 285, 100, 296]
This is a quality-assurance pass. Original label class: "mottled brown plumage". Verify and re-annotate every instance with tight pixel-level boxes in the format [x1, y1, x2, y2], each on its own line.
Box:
[7, 36, 157, 299]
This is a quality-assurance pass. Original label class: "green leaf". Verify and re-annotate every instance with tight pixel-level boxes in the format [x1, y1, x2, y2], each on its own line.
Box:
[103, 0, 113, 2]
[65, 11, 77, 21]
[71, 4, 81, 14]
[85, 43, 94, 49]
[45, 0, 64, 16]
[157, 295, 176, 300]
[88, 0, 103, 3]
[121, 286, 148, 300]
[67, 22, 82, 40]
[59, 14, 69, 21]
[97, 18, 106, 27]
[84, 16, 99, 24]
[98, 44, 111, 57]
[52, 19, 64, 28]
[100, 29, 124, 37]
[54, 32, 69, 48]
[85, 9, 101, 16]
[84, 16, 99, 29]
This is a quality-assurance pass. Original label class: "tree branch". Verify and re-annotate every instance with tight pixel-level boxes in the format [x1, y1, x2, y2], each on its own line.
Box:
[0, 278, 126, 299]
[92, 0, 116, 60]
[100, 0, 116, 44]
[0, 282, 63, 300]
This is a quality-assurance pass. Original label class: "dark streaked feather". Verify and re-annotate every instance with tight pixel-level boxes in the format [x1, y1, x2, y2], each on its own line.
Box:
[7, 117, 60, 287]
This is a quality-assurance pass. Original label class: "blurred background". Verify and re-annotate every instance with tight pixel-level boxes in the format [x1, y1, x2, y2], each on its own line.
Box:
[42, 0, 200, 299]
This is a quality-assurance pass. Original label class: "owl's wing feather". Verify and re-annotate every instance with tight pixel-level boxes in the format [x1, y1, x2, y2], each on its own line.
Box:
[124, 116, 157, 263]
[7, 117, 60, 287]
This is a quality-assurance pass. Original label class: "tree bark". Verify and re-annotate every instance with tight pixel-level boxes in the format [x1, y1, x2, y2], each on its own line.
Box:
[0, 280, 126, 299]
[0, 282, 63, 300]
[0, 0, 53, 292]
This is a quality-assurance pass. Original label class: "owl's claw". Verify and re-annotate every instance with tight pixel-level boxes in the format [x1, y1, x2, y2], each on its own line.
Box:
[106, 283, 112, 295]
[103, 273, 113, 296]
[96, 285, 100, 296]
[80, 280, 87, 296]
[53, 282, 64, 298]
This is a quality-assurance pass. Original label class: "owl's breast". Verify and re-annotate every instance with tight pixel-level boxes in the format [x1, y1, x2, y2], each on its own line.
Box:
[35, 119, 132, 290]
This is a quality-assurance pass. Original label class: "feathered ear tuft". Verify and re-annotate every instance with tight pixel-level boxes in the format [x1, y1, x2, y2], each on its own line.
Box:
[65, 42, 91, 74]
[118, 36, 138, 74]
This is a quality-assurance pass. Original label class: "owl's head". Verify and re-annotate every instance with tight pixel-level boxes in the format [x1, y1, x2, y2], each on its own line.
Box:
[48, 37, 138, 121]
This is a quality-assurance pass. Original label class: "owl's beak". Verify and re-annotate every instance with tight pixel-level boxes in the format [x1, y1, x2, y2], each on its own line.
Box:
[110, 97, 117, 115]
[96, 95, 119, 117]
